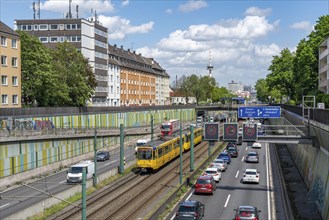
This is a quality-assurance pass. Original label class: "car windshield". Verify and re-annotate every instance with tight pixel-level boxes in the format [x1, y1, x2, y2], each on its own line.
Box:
[239, 211, 254, 217]
[68, 167, 82, 173]
[220, 153, 228, 156]
[228, 148, 236, 151]
[248, 152, 257, 156]
[178, 205, 196, 212]
[246, 171, 257, 175]
[214, 160, 224, 164]
[196, 179, 210, 184]
[206, 170, 217, 174]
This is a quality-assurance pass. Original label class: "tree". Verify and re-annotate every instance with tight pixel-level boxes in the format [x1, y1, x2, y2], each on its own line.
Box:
[267, 48, 295, 100]
[19, 31, 64, 107]
[212, 87, 232, 103]
[51, 42, 97, 106]
[255, 79, 269, 103]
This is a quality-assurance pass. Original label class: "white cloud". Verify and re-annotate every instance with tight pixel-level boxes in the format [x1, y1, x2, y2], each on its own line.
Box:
[166, 8, 173, 14]
[41, 0, 115, 15]
[137, 13, 280, 86]
[178, 0, 207, 13]
[290, 21, 313, 32]
[98, 15, 154, 40]
[121, 0, 129, 7]
[244, 7, 271, 17]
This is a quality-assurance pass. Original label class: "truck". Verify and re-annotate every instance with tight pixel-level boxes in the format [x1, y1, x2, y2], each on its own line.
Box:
[160, 119, 180, 136]
[66, 160, 95, 183]
[135, 138, 151, 154]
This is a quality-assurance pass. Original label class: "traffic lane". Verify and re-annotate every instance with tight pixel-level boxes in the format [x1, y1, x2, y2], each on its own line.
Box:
[0, 147, 132, 218]
[183, 142, 269, 219]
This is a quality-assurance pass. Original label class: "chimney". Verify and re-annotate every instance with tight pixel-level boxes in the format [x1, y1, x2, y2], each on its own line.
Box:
[114, 44, 117, 48]
[128, 49, 130, 52]
[139, 53, 141, 56]
[133, 51, 136, 54]
[120, 45, 123, 50]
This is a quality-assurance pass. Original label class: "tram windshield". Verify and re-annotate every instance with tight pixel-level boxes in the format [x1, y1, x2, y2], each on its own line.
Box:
[137, 148, 152, 160]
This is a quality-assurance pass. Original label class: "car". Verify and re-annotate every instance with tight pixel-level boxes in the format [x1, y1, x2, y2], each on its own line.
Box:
[238, 128, 243, 136]
[245, 151, 259, 163]
[209, 159, 227, 171]
[234, 205, 261, 220]
[175, 200, 205, 220]
[252, 142, 261, 148]
[217, 152, 231, 164]
[203, 167, 221, 182]
[96, 151, 110, 161]
[227, 147, 239, 157]
[226, 142, 237, 150]
[242, 169, 260, 184]
[194, 175, 216, 195]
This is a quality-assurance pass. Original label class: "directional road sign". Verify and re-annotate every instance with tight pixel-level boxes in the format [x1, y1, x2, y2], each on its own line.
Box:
[238, 106, 281, 118]
[223, 123, 238, 141]
[242, 123, 258, 141]
[204, 123, 219, 141]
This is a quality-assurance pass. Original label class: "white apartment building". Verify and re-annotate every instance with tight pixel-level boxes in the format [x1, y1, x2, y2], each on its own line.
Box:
[319, 38, 329, 94]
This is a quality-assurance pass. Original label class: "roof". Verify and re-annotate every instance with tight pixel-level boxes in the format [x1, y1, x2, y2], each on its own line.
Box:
[206, 167, 219, 171]
[0, 21, 19, 37]
[238, 206, 257, 211]
[197, 175, 213, 180]
[72, 160, 94, 167]
[180, 200, 198, 206]
[245, 168, 257, 172]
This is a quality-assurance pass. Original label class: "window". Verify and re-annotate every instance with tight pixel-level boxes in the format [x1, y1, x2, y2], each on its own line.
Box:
[50, 37, 58, 42]
[1, 75, 8, 85]
[50, 24, 58, 30]
[12, 57, 17, 67]
[65, 24, 71, 30]
[39, 24, 48, 30]
[1, 95, 8, 104]
[34, 24, 38, 30]
[1, 56, 7, 66]
[12, 95, 18, 104]
[39, 37, 48, 43]
[11, 39, 17, 48]
[12, 76, 18, 86]
[1, 36, 7, 46]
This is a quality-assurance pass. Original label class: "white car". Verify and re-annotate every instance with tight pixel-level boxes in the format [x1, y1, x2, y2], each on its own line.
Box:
[203, 167, 221, 182]
[252, 142, 261, 148]
[242, 169, 260, 184]
[210, 159, 227, 171]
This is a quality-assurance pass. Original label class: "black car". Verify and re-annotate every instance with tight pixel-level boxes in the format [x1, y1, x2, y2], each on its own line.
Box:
[96, 151, 110, 161]
[227, 147, 239, 157]
[226, 142, 237, 150]
[175, 200, 205, 220]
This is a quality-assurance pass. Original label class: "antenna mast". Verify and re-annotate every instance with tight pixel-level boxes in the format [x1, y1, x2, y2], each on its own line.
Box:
[207, 50, 214, 78]
[33, 2, 36, 19]
[76, 5, 79, 18]
[37, 0, 40, 19]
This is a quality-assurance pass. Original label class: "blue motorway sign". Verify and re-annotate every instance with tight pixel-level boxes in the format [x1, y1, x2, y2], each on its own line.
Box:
[238, 106, 281, 118]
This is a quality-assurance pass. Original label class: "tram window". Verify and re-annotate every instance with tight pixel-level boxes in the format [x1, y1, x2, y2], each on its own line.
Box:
[158, 148, 163, 157]
[138, 150, 152, 160]
[174, 141, 179, 149]
[165, 145, 169, 154]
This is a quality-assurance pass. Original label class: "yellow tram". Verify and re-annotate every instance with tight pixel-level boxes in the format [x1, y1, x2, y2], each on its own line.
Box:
[137, 127, 203, 172]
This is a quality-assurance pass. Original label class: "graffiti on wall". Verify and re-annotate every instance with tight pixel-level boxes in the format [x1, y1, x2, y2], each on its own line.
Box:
[311, 176, 325, 209]
[0, 118, 54, 130]
[34, 120, 54, 130]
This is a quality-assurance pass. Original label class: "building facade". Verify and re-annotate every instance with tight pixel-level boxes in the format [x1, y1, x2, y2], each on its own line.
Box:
[0, 21, 22, 108]
[227, 80, 243, 93]
[14, 18, 109, 106]
[319, 38, 329, 94]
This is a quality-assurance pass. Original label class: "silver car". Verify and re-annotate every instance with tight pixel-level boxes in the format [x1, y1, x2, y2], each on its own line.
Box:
[210, 159, 227, 171]
[245, 151, 259, 163]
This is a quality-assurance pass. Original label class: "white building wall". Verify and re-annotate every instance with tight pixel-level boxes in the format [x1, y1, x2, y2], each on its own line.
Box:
[107, 64, 121, 106]
[80, 20, 95, 65]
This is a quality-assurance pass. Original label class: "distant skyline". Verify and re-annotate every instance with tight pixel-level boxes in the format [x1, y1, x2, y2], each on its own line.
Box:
[1, 0, 328, 87]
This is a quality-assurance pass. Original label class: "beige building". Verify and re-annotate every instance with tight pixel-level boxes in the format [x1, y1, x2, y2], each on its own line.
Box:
[319, 38, 329, 94]
[0, 21, 21, 108]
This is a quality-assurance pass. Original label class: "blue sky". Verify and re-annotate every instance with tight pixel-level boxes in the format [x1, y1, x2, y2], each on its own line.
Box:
[1, 0, 328, 88]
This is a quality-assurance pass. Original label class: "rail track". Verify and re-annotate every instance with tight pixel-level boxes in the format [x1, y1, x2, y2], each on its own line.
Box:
[47, 141, 209, 220]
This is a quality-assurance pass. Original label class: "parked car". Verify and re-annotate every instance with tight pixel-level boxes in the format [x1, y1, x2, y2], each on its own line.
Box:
[242, 169, 260, 184]
[245, 151, 259, 163]
[217, 152, 231, 164]
[234, 205, 261, 220]
[210, 159, 227, 171]
[194, 175, 216, 195]
[203, 167, 221, 182]
[252, 142, 261, 148]
[227, 147, 239, 157]
[96, 151, 110, 161]
[175, 200, 205, 220]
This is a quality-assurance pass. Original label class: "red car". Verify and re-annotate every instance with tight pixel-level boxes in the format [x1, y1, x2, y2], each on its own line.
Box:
[194, 175, 216, 195]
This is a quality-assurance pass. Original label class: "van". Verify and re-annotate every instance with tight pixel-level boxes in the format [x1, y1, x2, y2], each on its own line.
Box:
[66, 160, 95, 183]
[135, 138, 151, 154]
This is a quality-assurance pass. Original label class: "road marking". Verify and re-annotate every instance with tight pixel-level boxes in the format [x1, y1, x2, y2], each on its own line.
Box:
[266, 143, 271, 220]
[0, 203, 10, 209]
[241, 156, 244, 162]
[245, 147, 248, 150]
[224, 194, 231, 207]
[235, 170, 239, 178]
[59, 180, 66, 184]
[171, 192, 193, 220]
[104, 161, 113, 166]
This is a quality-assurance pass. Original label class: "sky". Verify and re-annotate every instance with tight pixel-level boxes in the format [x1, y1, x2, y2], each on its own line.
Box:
[1, 0, 329, 88]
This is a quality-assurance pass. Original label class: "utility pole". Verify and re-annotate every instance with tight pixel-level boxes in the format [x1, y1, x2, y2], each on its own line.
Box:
[190, 125, 194, 171]
[179, 121, 183, 184]
[119, 123, 124, 174]
[93, 128, 97, 187]
[151, 114, 154, 141]
[82, 167, 86, 220]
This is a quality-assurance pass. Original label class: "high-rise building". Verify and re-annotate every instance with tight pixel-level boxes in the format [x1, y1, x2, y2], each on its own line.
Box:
[14, 17, 109, 106]
[0, 21, 22, 108]
[319, 38, 329, 94]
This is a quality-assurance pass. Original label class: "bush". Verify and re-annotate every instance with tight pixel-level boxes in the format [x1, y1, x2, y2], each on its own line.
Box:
[316, 93, 325, 104]
[321, 94, 329, 109]
[285, 100, 296, 105]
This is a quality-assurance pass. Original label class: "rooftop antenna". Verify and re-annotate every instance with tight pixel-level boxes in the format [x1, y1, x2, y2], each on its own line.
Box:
[207, 50, 214, 78]
[33, 2, 36, 19]
[94, 10, 98, 23]
[37, 0, 40, 19]
[66, 0, 72, 19]
[76, 5, 79, 18]
[90, 8, 94, 22]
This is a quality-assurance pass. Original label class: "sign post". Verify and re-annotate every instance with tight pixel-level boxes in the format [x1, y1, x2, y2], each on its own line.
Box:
[204, 123, 219, 156]
[223, 123, 238, 142]
[242, 123, 258, 142]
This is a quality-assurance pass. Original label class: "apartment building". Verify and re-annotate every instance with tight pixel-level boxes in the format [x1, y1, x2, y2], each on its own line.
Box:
[0, 21, 21, 108]
[319, 38, 329, 94]
[14, 18, 109, 106]
[108, 44, 170, 106]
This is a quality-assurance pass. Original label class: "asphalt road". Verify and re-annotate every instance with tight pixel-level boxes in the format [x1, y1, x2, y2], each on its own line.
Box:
[169, 141, 288, 220]
[0, 147, 135, 219]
